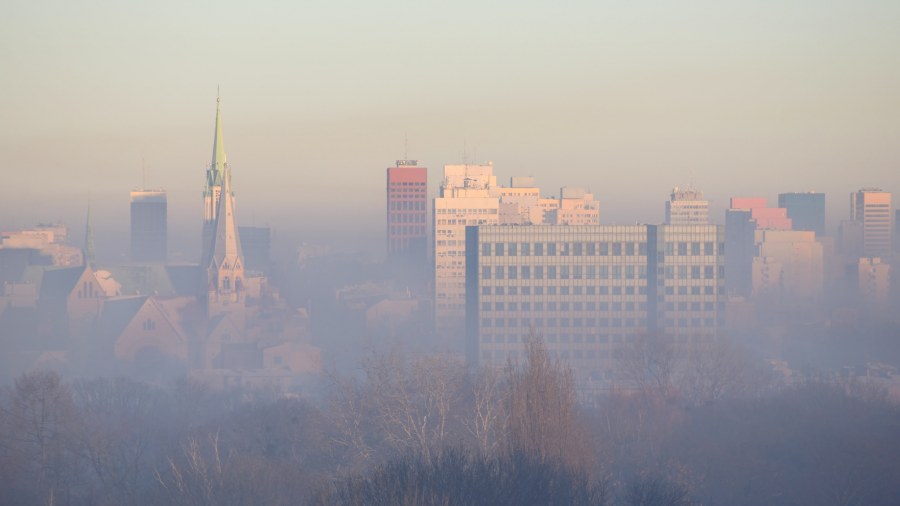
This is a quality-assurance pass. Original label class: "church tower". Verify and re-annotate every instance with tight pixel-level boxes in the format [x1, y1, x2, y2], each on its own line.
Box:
[202, 93, 228, 260]
[201, 95, 245, 321]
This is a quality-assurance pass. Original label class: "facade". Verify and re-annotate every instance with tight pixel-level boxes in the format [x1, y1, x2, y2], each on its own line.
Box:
[239, 226, 271, 273]
[386, 160, 428, 263]
[751, 230, 824, 306]
[851, 189, 892, 259]
[857, 257, 891, 314]
[778, 192, 826, 237]
[130, 190, 167, 262]
[465, 224, 725, 381]
[548, 187, 600, 225]
[666, 187, 709, 225]
[434, 163, 499, 338]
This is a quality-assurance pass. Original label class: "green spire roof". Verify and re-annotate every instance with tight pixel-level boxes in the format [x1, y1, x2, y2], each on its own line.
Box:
[210, 93, 227, 186]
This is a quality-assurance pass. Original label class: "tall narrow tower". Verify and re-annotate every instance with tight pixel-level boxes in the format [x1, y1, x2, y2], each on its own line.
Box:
[200, 95, 245, 320]
[202, 94, 228, 262]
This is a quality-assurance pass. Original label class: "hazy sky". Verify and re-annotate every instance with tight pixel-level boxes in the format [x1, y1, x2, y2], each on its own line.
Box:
[2, 0, 898, 254]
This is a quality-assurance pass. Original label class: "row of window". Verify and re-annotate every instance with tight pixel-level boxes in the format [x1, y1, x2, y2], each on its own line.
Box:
[482, 264, 648, 280]
[389, 201, 426, 211]
[389, 213, 426, 223]
[480, 241, 723, 257]
[480, 316, 716, 328]
[389, 225, 425, 236]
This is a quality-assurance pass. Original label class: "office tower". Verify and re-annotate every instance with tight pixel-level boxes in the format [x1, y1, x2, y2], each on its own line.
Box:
[465, 224, 724, 380]
[239, 226, 271, 273]
[666, 186, 709, 225]
[851, 189, 892, 258]
[200, 96, 245, 320]
[857, 257, 891, 313]
[130, 190, 167, 262]
[751, 230, 824, 305]
[497, 177, 541, 225]
[725, 198, 792, 297]
[548, 187, 600, 225]
[386, 160, 428, 263]
[778, 192, 826, 237]
[729, 198, 792, 230]
[434, 163, 499, 338]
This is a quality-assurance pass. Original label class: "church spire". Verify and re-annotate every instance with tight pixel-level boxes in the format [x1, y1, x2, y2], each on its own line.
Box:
[83, 203, 96, 268]
[210, 90, 227, 187]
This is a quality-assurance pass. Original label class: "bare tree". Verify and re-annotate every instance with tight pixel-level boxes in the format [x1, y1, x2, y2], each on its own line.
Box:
[505, 337, 592, 471]
[0, 371, 80, 506]
[616, 332, 678, 401]
[464, 364, 507, 458]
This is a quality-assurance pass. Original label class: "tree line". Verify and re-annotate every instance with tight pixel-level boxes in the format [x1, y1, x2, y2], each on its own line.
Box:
[1, 336, 899, 505]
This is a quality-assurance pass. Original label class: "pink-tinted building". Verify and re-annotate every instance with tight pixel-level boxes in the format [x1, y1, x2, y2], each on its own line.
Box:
[730, 197, 792, 230]
[386, 160, 428, 262]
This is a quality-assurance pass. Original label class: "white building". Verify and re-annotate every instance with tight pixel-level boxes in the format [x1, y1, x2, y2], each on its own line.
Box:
[666, 187, 709, 225]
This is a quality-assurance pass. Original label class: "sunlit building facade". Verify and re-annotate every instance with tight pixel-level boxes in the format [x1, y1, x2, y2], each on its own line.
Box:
[666, 187, 709, 225]
[466, 224, 725, 380]
[434, 163, 500, 338]
[386, 160, 428, 262]
[851, 189, 892, 259]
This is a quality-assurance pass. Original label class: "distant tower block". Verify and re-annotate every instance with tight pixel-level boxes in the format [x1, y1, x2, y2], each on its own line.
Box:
[130, 190, 167, 262]
[851, 189, 893, 259]
[666, 186, 709, 225]
[386, 159, 428, 262]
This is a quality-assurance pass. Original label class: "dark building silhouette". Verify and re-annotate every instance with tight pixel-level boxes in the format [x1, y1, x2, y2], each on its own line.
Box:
[130, 190, 167, 262]
[239, 226, 271, 273]
[778, 192, 826, 237]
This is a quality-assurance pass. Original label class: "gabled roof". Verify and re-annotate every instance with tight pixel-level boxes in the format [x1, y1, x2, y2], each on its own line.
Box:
[39, 265, 88, 298]
[96, 296, 149, 342]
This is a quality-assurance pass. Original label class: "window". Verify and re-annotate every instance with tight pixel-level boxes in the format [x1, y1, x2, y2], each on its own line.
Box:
[522, 266, 531, 279]
[547, 243, 556, 256]
[495, 243, 504, 256]
[508, 243, 517, 256]
[482, 267, 491, 279]
[521, 243, 530, 256]
[535, 243, 544, 256]
[482, 243, 491, 256]
[495, 266, 504, 279]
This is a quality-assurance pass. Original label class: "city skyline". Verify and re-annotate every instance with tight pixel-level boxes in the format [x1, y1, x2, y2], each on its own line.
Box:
[2, 1, 899, 248]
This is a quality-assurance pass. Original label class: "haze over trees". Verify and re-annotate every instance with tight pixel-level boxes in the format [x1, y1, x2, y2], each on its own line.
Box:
[1, 337, 898, 506]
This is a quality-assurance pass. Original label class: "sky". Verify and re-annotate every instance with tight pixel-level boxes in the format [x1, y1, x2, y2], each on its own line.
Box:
[1, 0, 899, 257]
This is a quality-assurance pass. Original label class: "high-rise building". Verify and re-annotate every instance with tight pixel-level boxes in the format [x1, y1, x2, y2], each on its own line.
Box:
[465, 224, 725, 381]
[239, 226, 271, 273]
[434, 163, 499, 339]
[666, 187, 709, 225]
[851, 189, 892, 258]
[386, 160, 428, 263]
[130, 190, 167, 262]
[778, 192, 826, 237]
[725, 198, 792, 297]
[548, 187, 600, 225]
[751, 230, 824, 307]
